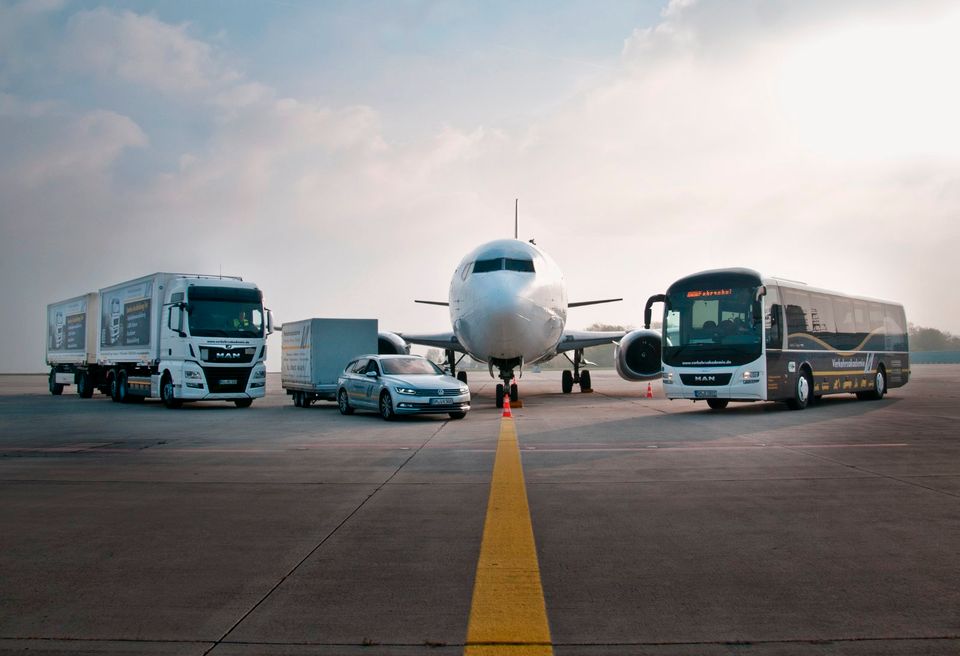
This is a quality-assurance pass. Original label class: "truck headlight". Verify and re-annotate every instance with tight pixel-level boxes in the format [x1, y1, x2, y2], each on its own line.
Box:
[396, 387, 417, 395]
[253, 367, 267, 380]
[184, 369, 203, 380]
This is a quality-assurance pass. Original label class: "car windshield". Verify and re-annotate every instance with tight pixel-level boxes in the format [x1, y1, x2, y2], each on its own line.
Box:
[380, 358, 443, 376]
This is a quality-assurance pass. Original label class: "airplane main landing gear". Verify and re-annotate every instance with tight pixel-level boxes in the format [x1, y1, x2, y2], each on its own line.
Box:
[562, 349, 592, 394]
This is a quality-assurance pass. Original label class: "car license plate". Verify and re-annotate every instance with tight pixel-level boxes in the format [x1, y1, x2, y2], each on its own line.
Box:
[221, 379, 238, 386]
[694, 390, 717, 398]
[431, 398, 454, 405]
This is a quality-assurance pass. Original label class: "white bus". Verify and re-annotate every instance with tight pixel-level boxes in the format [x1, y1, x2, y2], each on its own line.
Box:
[643, 268, 910, 410]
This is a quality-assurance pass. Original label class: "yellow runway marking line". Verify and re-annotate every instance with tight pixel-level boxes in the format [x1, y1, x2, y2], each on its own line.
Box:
[465, 416, 553, 656]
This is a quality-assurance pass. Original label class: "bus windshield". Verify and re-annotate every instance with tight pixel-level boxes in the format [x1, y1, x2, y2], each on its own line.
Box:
[663, 286, 762, 366]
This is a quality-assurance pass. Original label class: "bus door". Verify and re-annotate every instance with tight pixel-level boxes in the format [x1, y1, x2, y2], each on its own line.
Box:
[763, 285, 789, 399]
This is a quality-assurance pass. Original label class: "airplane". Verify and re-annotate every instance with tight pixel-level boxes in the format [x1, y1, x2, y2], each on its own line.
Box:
[377, 237, 662, 408]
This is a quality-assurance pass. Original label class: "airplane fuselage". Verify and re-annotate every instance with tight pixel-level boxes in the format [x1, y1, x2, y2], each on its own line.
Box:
[449, 239, 567, 368]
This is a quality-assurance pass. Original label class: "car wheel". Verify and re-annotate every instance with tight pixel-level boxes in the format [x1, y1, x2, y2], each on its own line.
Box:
[234, 399, 253, 408]
[379, 391, 394, 421]
[448, 411, 466, 420]
[338, 389, 354, 415]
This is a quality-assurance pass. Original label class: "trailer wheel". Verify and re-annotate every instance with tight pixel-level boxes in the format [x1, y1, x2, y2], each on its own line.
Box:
[109, 371, 120, 403]
[77, 371, 94, 398]
[48, 371, 64, 396]
[293, 391, 302, 407]
[160, 374, 182, 409]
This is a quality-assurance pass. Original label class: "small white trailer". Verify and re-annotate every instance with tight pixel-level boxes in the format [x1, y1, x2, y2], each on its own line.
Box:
[281, 318, 379, 407]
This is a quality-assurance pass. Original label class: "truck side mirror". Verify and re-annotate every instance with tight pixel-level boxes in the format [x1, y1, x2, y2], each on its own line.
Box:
[168, 305, 186, 337]
[265, 309, 275, 335]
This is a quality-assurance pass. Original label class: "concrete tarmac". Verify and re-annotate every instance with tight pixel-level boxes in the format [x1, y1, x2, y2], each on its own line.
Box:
[0, 367, 957, 655]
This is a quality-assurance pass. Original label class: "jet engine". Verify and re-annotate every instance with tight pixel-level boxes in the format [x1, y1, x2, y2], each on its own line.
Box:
[378, 331, 410, 355]
[614, 328, 662, 381]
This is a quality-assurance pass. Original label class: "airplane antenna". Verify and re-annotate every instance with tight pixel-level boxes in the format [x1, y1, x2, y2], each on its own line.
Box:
[514, 198, 518, 239]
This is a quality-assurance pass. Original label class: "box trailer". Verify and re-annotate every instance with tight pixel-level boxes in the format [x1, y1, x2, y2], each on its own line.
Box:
[46, 273, 273, 408]
[281, 318, 379, 407]
[45, 293, 99, 396]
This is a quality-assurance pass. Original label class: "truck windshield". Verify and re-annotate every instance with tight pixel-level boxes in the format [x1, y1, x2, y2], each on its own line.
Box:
[187, 287, 264, 338]
[663, 286, 762, 366]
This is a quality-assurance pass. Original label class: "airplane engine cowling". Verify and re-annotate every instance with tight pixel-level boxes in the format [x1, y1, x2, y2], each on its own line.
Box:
[615, 329, 662, 381]
[378, 331, 410, 355]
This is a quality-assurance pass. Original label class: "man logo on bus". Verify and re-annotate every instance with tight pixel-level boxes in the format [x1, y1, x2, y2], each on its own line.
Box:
[695, 375, 717, 382]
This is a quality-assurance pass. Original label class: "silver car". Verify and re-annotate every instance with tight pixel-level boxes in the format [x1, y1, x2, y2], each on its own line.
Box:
[337, 354, 470, 420]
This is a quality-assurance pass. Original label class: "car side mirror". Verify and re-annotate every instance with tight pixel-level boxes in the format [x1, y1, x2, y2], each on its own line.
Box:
[365, 370, 378, 378]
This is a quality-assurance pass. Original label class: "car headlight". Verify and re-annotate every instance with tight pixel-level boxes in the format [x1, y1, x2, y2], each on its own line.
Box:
[396, 387, 417, 395]
[459, 386, 469, 395]
[184, 369, 203, 380]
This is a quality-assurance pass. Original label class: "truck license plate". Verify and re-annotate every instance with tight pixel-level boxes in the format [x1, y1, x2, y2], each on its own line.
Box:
[694, 390, 717, 398]
[431, 398, 453, 405]
[221, 379, 238, 386]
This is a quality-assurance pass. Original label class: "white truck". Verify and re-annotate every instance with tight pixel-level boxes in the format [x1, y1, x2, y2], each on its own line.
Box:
[281, 318, 380, 407]
[45, 273, 273, 408]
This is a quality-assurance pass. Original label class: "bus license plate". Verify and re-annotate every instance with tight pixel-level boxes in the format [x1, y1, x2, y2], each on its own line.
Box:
[431, 398, 453, 405]
[221, 379, 238, 386]
[694, 390, 717, 398]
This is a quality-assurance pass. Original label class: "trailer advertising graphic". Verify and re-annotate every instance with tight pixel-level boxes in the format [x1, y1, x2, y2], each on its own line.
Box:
[47, 299, 87, 352]
[100, 281, 153, 348]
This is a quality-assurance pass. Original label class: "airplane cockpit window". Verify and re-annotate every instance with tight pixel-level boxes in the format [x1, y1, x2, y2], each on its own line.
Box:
[472, 258, 536, 274]
[505, 258, 535, 272]
[473, 259, 502, 273]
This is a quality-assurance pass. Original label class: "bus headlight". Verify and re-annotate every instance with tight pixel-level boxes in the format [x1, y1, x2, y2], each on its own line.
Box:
[742, 371, 760, 384]
[662, 371, 674, 385]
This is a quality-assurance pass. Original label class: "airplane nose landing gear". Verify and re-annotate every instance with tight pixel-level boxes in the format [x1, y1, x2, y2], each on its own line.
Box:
[491, 357, 522, 408]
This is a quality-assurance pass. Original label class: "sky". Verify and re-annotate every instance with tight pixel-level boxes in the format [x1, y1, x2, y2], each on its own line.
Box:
[2, 0, 959, 372]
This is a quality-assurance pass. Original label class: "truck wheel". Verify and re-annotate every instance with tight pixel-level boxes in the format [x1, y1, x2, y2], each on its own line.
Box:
[117, 371, 130, 404]
[379, 391, 395, 421]
[76, 371, 94, 398]
[48, 371, 64, 396]
[338, 389, 354, 415]
[109, 371, 121, 403]
[160, 375, 182, 409]
[234, 399, 253, 408]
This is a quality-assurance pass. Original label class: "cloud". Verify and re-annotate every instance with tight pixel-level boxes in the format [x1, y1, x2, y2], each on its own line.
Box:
[62, 8, 236, 94]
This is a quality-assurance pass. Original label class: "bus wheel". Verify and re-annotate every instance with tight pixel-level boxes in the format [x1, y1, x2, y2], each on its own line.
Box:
[707, 399, 729, 410]
[786, 369, 812, 410]
[868, 367, 886, 400]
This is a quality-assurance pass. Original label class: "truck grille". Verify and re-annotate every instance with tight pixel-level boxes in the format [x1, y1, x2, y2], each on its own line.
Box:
[202, 366, 252, 393]
[201, 347, 256, 364]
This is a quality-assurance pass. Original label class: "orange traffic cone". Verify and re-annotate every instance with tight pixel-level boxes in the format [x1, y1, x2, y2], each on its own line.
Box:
[502, 395, 513, 418]
[646, 382, 653, 398]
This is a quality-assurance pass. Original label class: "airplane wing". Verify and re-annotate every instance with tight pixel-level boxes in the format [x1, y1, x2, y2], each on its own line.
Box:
[555, 329, 626, 354]
[398, 331, 467, 353]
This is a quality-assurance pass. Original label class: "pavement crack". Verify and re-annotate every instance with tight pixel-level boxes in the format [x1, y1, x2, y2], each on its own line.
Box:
[202, 422, 449, 656]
